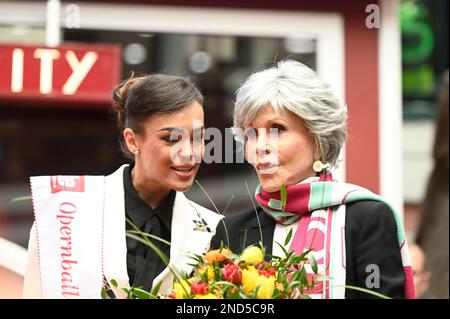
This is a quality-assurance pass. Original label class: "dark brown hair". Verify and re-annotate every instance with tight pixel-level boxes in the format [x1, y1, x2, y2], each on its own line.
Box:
[112, 73, 204, 159]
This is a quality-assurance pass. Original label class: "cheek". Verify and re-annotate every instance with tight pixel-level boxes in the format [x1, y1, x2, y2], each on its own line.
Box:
[279, 136, 314, 163]
[244, 141, 257, 165]
[143, 142, 172, 163]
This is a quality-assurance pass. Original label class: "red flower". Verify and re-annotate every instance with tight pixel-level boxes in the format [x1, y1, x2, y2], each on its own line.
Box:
[222, 262, 242, 285]
[258, 267, 276, 278]
[191, 280, 208, 295]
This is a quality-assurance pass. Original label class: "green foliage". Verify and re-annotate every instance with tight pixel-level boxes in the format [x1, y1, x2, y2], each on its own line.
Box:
[280, 184, 287, 211]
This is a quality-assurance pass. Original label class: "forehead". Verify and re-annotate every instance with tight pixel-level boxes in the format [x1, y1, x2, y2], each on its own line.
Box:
[245, 105, 293, 126]
[145, 101, 204, 130]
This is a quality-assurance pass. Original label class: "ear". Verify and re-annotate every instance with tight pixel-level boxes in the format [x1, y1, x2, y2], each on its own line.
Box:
[123, 128, 139, 154]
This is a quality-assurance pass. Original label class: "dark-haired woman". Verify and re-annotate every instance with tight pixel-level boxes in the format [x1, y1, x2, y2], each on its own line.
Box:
[23, 74, 223, 298]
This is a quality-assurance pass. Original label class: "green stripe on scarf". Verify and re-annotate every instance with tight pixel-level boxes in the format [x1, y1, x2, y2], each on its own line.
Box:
[309, 182, 334, 211]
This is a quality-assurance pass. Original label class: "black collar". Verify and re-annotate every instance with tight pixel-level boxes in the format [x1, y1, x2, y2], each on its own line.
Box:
[123, 164, 175, 230]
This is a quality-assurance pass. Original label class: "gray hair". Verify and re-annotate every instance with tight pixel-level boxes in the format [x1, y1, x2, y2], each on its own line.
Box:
[233, 60, 347, 167]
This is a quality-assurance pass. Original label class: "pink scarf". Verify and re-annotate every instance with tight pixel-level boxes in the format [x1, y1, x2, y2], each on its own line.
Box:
[255, 172, 415, 299]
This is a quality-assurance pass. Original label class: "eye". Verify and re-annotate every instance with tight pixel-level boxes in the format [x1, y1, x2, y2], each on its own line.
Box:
[271, 124, 286, 134]
[163, 135, 180, 143]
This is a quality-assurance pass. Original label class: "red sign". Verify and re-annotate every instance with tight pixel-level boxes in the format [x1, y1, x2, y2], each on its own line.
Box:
[0, 43, 121, 106]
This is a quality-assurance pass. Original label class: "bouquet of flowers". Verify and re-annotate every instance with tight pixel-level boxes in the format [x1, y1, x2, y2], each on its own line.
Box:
[108, 183, 389, 299]
[164, 231, 321, 299]
[108, 228, 390, 299]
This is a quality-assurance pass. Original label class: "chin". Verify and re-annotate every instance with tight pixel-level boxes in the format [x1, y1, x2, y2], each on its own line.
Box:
[259, 179, 281, 193]
[172, 180, 196, 192]
[262, 185, 280, 193]
[172, 184, 193, 193]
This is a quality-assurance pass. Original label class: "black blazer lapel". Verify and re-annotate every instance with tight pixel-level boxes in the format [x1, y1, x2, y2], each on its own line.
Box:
[237, 209, 275, 256]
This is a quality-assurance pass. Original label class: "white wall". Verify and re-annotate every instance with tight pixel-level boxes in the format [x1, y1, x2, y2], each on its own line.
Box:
[402, 120, 435, 203]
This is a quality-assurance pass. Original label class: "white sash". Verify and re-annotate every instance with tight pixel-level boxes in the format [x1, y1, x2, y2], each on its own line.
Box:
[30, 175, 105, 299]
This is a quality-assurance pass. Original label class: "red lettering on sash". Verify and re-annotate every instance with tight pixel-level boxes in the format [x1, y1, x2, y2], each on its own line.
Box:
[57, 200, 80, 298]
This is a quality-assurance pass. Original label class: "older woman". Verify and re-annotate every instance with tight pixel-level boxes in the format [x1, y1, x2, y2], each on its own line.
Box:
[211, 60, 414, 299]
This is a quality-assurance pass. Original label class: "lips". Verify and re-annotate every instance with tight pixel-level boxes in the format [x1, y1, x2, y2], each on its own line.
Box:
[172, 166, 194, 172]
[171, 165, 195, 178]
[256, 162, 278, 175]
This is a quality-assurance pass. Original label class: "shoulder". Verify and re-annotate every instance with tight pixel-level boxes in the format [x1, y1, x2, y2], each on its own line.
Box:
[345, 200, 399, 234]
[107, 164, 129, 178]
[346, 200, 393, 216]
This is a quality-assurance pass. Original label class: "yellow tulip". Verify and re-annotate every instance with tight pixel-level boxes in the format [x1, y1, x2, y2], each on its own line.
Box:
[256, 276, 276, 299]
[242, 266, 260, 294]
[173, 280, 191, 299]
[241, 246, 264, 264]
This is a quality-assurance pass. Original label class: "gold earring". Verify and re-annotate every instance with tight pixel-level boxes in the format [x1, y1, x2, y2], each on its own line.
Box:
[313, 160, 324, 173]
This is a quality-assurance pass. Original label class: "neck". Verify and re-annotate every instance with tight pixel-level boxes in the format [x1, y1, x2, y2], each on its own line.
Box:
[131, 165, 170, 209]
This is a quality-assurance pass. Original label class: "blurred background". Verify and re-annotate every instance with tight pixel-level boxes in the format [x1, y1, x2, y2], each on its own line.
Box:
[0, 0, 448, 298]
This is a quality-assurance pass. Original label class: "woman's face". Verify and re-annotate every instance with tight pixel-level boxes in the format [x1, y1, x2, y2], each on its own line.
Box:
[244, 105, 318, 192]
[130, 101, 205, 193]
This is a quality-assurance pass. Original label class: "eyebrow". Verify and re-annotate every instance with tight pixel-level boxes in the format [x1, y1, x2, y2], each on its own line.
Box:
[267, 118, 288, 124]
[247, 117, 288, 128]
[157, 126, 205, 132]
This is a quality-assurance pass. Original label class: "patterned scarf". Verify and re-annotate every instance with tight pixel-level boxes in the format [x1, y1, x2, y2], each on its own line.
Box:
[255, 172, 415, 299]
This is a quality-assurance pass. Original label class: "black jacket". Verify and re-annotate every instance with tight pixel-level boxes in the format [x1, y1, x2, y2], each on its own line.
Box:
[211, 200, 406, 299]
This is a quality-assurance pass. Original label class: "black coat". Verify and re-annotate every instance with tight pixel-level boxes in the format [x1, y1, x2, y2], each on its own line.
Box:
[211, 200, 406, 299]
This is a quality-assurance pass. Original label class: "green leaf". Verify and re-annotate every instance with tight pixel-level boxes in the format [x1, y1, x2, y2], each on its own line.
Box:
[284, 228, 293, 246]
[280, 184, 287, 211]
[121, 287, 132, 299]
[101, 287, 108, 299]
[338, 285, 392, 299]
[127, 230, 171, 246]
[287, 280, 301, 290]
[299, 268, 308, 287]
[125, 220, 185, 289]
[310, 253, 318, 274]
[290, 271, 301, 283]
[151, 281, 163, 296]
[201, 272, 208, 284]
[132, 288, 153, 299]
[274, 241, 289, 258]
[110, 279, 118, 288]
[186, 253, 204, 263]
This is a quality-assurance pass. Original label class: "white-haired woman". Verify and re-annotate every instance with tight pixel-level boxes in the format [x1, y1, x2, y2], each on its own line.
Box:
[211, 60, 415, 299]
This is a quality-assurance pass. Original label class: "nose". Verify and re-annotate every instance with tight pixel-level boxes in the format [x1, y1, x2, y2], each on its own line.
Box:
[256, 132, 272, 156]
[179, 140, 194, 163]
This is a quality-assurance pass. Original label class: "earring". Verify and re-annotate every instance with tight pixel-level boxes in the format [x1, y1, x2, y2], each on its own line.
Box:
[135, 150, 139, 155]
[313, 160, 324, 173]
